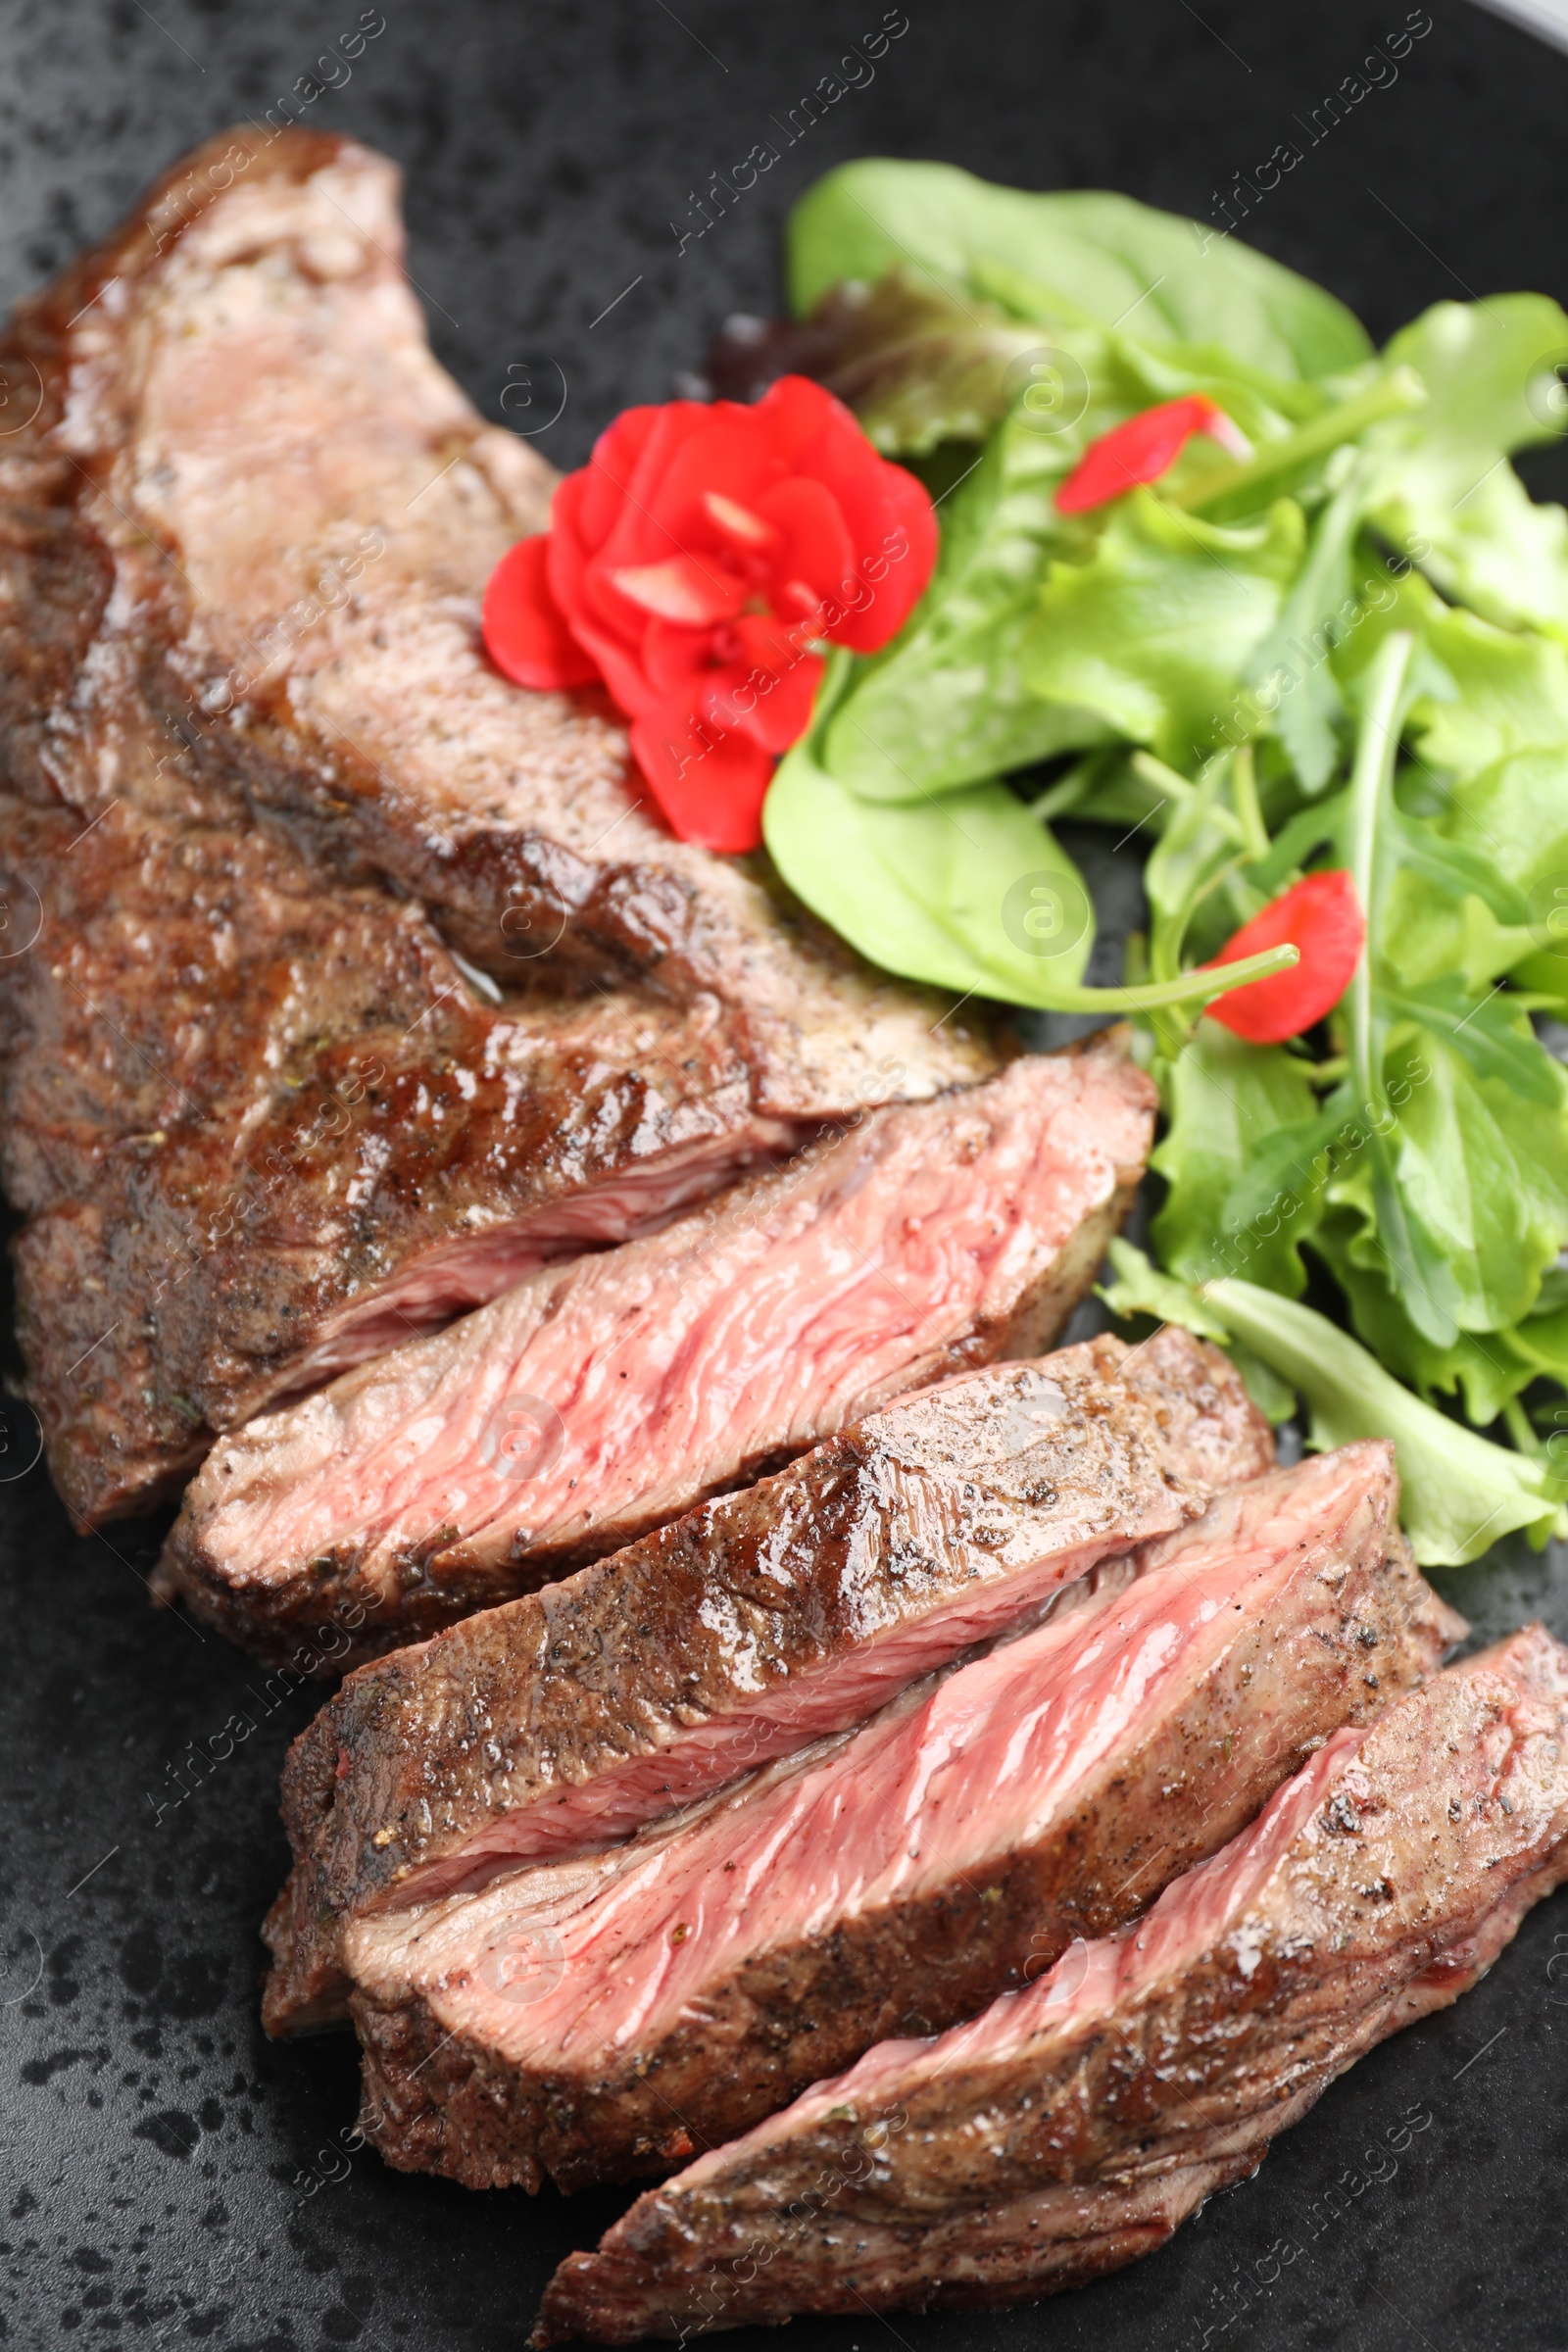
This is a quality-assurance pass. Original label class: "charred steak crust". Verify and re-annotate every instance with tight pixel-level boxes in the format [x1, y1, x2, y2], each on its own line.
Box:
[0, 125, 1002, 1526]
[341, 1446, 1459, 2194]
[533, 1625, 1568, 2339]
[164, 1042, 1155, 1668]
[261, 1328, 1270, 2036]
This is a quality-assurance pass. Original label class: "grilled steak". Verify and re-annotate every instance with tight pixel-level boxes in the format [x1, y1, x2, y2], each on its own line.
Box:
[0, 126, 1003, 1522]
[341, 1446, 1460, 2193]
[0, 122, 993, 1057]
[165, 1040, 1154, 1661]
[538, 1621, 1566, 2340]
[0, 786, 807, 1522]
[262, 1326, 1272, 2034]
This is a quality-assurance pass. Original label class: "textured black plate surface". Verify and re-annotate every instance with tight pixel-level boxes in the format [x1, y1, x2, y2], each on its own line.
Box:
[3, 3, 1567, 2347]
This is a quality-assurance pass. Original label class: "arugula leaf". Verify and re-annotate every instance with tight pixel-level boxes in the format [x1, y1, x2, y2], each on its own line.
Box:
[1020, 490, 1305, 767]
[1242, 463, 1367, 791]
[786, 162, 1372, 379]
[1329, 1027, 1568, 1337]
[1100, 1242, 1562, 1564]
[1151, 1020, 1323, 1296]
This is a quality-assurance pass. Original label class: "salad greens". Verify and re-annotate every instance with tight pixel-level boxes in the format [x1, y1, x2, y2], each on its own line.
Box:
[761, 156, 1568, 1557]
[1100, 1243, 1562, 1566]
[786, 161, 1372, 379]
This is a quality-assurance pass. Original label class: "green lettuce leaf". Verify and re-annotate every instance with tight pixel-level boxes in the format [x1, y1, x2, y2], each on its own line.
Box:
[786, 162, 1372, 380]
[1407, 604, 1568, 775]
[1311, 1212, 1566, 1428]
[1020, 490, 1305, 767]
[1365, 296, 1568, 632]
[1100, 1243, 1562, 1564]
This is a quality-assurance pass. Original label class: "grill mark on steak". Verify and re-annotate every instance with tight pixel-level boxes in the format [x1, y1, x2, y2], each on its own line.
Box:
[0, 122, 1003, 1098]
[164, 1041, 1155, 1663]
[343, 1445, 1463, 2194]
[0, 128, 1005, 1524]
[536, 1621, 1564, 2342]
[261, 1326, 1273, 2035]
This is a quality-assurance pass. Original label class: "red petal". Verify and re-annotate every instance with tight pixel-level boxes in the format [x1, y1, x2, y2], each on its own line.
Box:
[609, 555, 747, 625]
[1055, 395, 1242, 515]
[547, 472, 649, 705]
[575, 405, 665, 549]
[704, 490, 778, 550]
[704, 623, 823, 754]
[630, 709, 773, 854]
[754, 476, 855, 612]
[641, 615, 713, 700]
[751, 380, 936, 654]
[482, 535, 600, 690]
[651, 411, 782, 549]
[1202, 869, 1365, 1045]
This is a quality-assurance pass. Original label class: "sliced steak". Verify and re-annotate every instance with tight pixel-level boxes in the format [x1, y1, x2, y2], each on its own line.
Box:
[538, 1621, 1565, 2340]
[0, 788, 805, 1523]
[343, 1445, 1461, 2191]
[166, 1040, 1154, 1659]
[0, 124, 1002, 1524]
[262, 1325, 1271, 2034]
[2, 121, 993, 1086]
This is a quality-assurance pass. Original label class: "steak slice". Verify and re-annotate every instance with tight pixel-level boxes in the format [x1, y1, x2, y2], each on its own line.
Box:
[342, 1444, 1461, 2192]
[165, 1040, 1154, 1659]
[262, 1325, 1271, 2034]
[537, 1621, 1566, 2341]
[0, 788, 804, 1523]
[2, 122, 997, 1094]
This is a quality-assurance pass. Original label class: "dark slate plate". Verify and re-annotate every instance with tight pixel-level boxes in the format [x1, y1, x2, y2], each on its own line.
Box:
[2, 2, 1566, 2346]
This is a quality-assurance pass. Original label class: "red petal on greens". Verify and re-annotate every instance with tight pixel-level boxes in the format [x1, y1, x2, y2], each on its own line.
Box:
[1055, 395, 1240, 514]
[481, 535, 599, 690]
[1203, 869, 1365, 1046]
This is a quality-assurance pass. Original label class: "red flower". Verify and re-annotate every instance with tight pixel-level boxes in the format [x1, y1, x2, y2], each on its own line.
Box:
[482, 375, 937, 853]
[1055, 394, 1250, 515]
[1203, 870, 1365, 1045]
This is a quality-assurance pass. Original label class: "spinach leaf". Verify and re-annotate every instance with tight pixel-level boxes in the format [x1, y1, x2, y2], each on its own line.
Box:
[766, 661, 1298, 1014]
[765, 666, 1097, 1002]
[1101, 1243, 1562, 1564]
[820, 398, 1111, 800]
[786, 162, 1372, 380]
